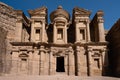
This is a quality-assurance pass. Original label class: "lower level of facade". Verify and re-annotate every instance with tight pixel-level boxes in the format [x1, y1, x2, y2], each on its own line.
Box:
[7, 42, 108, 76]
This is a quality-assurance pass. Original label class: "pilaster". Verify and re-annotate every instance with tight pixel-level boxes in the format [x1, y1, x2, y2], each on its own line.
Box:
[53, 23, 57, 43]
[101, 48, 109, 75]
[41, 22, 46, 42]
[32, 47, 39, 75]
[64, 25, 67, 43]
[49, 49, 55, 75]
[97, 16, 105, 42]
[87, 47, 93, 76]
[16, 19, 23, 42]
[86, 19, 91, 42]
[76, 46, 81, 76]
[39, 46, 46, 75]
[30, 20, 35, 42]
[68, 46, 75, 75]
[10, 51, 19, 75]
[75, 21, 80, 42]
[28, 51, 33, 75]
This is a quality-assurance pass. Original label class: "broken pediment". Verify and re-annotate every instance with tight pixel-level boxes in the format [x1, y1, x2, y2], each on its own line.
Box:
[73, 7, 91, 16]
[28, 6, 47, 17]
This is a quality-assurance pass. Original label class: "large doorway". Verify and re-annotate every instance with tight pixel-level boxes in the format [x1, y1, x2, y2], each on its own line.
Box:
[56, 57, 65, 72]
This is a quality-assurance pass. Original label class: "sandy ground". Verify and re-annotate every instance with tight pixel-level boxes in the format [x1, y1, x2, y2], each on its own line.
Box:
[0, 75, 119, 80]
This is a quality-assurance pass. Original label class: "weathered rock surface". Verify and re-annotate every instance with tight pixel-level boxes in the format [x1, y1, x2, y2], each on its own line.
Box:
[0, 2, 16, 74]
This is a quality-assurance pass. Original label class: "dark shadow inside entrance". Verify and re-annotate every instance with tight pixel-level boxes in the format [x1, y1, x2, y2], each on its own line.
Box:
[56, 57, 65, 72]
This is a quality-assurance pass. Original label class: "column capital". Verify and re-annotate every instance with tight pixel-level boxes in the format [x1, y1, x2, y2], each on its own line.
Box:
[67, 46, 74, 53]
[74, 19, 79, 23]
[39, 46, 46, 53]
[41, 19, 46, 23]
[41, 21, 45, 24]
[85, 19, 90, 23]
[97, 18, 104, 23]
[86, 19, 91, 42]
[16, 18, 23, 23]
[76, 46, 80, 52]
[100, 48, 107, 53]
[49, 48, 56, 54]
[87, 47, 93, 52]
[80, 47, 85, 52]
[30, 19, 34, 23]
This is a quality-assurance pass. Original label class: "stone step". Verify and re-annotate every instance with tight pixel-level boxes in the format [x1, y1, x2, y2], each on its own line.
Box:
[0, 76, 119, 80]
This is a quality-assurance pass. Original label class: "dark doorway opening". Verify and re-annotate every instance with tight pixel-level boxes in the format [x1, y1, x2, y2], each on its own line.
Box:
[56, 57, 65, 72]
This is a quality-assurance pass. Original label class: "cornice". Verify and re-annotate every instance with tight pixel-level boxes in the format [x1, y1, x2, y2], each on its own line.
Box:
[97, 10, 104, 17]
[10, 42, 35, 46]
[73, 7, 91, 17]
[28, 6, 47, 17]
[10, 41, 107, 48]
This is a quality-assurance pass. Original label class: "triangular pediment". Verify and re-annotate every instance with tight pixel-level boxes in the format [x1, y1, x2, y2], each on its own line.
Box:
[28, 6, 47, 16]
[74, 7, 91, 15]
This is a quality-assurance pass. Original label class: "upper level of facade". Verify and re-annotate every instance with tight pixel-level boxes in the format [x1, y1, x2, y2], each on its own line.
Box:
[14, 6, 106, 44]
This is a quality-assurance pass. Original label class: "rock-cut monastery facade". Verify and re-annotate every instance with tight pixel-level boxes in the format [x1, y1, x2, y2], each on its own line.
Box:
[0, 2, 109, 76]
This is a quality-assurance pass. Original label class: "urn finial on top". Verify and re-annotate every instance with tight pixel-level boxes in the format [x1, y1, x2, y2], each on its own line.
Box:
[50, 6, 70, 22]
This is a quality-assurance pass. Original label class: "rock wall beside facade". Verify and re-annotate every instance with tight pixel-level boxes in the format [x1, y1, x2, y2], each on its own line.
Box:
[0, 2, 17, 75]
[106, 19, 120, 77]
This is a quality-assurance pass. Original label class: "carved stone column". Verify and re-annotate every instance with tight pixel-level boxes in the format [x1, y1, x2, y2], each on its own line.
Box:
[76, 46, 81, 76]
[64, 25, 67, 44]
[49, 49, 55, 75]
[97, 18, 105, 42]
[44, 51, 49, 75]
[16, 19, 23, 42]
[86, 19, 91, 42]
[101, 48, 108, 75]
[53, 23, 57, 43]
[11, 51, 19, 75]
[68, 46, 75, 75]
[32, 47, 39, 75]
[41, 21, 47, 42]
[30, 20, 35, 42]
[64, 54, 68, 75]
[53, 55, 56, 75]
[41, 22, 45, 42]
[75, 21, 79, 42]
[87, 47, 93, 76]
[39, 46, 45, 75]
[28, 51, 33, 75]
[42, 21, 48, 42]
